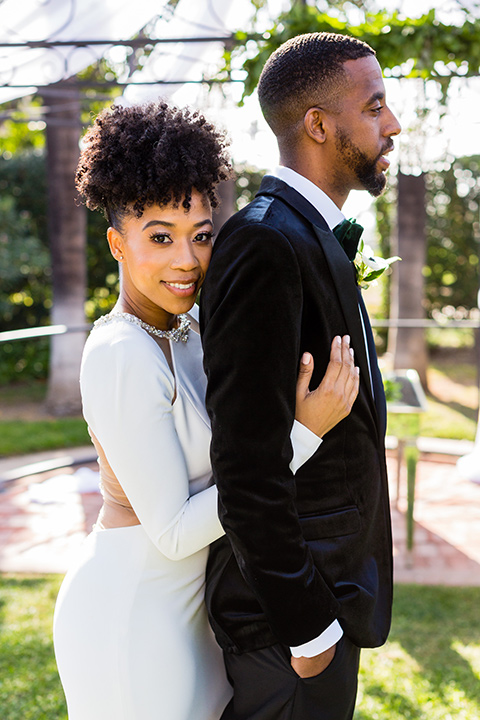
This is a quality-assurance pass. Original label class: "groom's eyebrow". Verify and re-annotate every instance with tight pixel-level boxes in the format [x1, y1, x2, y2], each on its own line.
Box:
[365, 91, 385, 106]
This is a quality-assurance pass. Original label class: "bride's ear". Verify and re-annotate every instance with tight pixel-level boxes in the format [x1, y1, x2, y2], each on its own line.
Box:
[107, 227, 125, 263]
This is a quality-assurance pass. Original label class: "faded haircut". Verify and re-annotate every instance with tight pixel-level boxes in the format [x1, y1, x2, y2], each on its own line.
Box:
[258, 32, 375, 139]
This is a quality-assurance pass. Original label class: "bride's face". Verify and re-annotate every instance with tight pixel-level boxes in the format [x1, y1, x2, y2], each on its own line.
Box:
[108, 190, 213, 329]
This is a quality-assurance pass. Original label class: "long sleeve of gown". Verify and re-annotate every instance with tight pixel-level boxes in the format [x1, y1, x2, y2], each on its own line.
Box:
[80, 321, 223, 561]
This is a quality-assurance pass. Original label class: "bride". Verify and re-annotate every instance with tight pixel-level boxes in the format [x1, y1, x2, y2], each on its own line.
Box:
[53, 102, 359, 720]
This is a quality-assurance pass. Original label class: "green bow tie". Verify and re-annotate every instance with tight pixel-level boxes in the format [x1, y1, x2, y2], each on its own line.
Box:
[333, 218, 364, 261]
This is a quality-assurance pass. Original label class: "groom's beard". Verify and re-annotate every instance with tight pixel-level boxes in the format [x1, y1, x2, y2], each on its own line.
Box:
[335, 127, 388, 197]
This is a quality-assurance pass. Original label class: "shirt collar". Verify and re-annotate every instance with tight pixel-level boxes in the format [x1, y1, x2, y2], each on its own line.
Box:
[269, 166, 344, 231]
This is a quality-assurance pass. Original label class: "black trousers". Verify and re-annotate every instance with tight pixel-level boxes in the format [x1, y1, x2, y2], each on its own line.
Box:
[220, 636, 360, 720]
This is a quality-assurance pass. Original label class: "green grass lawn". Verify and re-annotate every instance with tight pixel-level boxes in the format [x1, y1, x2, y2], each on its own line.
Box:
[357, 585, 480, 719]
[0, 575, 66, 720]
[0, 418, 89, 457]
[420, 396, 476, 442]
[0, 576, 479, 719]
[0, 381, 90, 457]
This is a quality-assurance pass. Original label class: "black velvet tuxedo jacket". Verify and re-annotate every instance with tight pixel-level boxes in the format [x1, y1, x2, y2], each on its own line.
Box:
[200, 176, 393, 655]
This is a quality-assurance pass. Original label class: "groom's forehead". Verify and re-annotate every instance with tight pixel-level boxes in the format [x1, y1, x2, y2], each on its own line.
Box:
[341, 56, 386, 101]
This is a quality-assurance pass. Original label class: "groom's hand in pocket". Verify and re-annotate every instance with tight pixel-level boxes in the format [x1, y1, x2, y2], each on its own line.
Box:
[291, 643, 337, 679]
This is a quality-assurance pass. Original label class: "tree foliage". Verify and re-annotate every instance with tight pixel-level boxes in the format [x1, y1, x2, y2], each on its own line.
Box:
[0, 153, 50, 332]
[0, 151, 117, 383]
[425, 155, 480, 318]
[374, 156, 480, 323]
[229, 6, 480, 100]
[0, 176, 51, 383]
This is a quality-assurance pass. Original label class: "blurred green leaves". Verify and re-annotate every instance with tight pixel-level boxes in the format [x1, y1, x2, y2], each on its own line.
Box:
[227, 7, 480, 102]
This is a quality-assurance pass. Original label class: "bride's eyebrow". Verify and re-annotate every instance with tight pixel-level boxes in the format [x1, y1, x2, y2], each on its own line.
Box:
[142, 220, 175, 230]
[142, 219, 213, 231]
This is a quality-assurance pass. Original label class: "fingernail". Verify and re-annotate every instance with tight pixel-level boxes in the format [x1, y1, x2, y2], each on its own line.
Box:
[350, 348, 354, 358]
[345, 335, 350, 344]
[335, 336, 341, 344]
[356, 366, 360, 374]
[301, 352, 311, 365]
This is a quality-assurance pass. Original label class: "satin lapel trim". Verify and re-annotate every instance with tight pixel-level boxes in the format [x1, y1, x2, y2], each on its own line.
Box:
[312, 225, 375, 410]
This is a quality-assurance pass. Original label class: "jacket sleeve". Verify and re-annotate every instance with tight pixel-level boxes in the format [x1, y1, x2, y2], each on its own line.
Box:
[201, 223, 340, 646]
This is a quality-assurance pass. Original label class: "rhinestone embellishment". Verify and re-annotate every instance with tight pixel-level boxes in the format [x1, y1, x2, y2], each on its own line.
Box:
[94, 311, 190, 343]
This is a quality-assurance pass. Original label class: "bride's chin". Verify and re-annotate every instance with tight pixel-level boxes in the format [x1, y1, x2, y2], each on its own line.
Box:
[156, 298, 198, 317]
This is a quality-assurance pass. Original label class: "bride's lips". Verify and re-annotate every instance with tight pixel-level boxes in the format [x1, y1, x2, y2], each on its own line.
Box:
[162, 279, 199, 297]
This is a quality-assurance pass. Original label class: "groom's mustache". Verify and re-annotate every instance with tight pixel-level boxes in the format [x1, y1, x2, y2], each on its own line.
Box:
[380, 140, 395, 156]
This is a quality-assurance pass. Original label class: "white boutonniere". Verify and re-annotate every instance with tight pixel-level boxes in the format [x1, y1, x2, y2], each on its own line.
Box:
[354, 238, 400, 289]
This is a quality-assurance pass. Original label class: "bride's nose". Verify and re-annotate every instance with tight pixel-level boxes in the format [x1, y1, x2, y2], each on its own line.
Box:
[170, 240, 199, 271]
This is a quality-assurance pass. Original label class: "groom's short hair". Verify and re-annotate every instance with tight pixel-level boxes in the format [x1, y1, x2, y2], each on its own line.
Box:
[258, 32, 375, 139]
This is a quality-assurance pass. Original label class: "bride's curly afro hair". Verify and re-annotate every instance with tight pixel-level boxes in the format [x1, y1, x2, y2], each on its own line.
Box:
[75, 102, 232, 228]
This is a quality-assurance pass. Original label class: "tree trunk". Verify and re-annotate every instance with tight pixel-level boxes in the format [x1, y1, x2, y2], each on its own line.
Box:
[212, 178, 235, 233]
[44, 81, 87, 416]
[388, 172, 428, 389]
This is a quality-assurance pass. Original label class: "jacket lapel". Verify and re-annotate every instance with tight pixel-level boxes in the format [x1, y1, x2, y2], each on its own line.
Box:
[312, 224, 376, 413]
[257, 176, 377, 415]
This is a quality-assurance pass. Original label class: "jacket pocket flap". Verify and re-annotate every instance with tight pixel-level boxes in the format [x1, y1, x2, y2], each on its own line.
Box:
[299, 507, 360, 540]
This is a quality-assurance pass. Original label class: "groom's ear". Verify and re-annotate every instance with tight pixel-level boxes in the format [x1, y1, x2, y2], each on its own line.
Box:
[303, 107, 329, 145]
[107, 226, 125, 263]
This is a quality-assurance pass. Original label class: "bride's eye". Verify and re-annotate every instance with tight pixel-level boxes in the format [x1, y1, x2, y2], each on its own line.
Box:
[150, 233, 172, 244]
[193, 231, 214, 243]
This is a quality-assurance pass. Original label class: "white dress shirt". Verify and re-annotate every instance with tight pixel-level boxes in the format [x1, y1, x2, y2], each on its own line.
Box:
[269, 165, 372, 659]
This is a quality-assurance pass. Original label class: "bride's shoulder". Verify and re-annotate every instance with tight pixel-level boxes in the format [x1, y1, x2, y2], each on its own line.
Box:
[81, 317, 176, 412]
[85, 314, 152, 354]
[82, 314, 171, 384]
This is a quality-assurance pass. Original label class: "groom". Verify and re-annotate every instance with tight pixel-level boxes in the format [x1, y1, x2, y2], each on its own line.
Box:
[200, 32, 401, 719]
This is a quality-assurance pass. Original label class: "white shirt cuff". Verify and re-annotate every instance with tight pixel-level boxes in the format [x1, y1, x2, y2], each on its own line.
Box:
[290, 619, 344, 658]
[289, 420, 322, 475]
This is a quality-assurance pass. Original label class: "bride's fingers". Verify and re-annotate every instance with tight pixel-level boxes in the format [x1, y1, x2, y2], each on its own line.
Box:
[296, 352, 314, 400]
[336, 339, 359, 410]
[322, 336, 344, 384]
[347, 366, 360, 404]
[327, 335, 354, 388]
[342, 348, 360, 393]
[341, 335, 352, 364]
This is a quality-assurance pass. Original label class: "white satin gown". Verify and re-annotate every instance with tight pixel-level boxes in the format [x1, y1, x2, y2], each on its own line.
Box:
[53, 307, 320, 720]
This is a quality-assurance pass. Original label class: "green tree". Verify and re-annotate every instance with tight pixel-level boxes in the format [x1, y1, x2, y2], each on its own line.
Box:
[0, 192, 50, 383]
[425, 156, 480, 317]
[376, 157, 480, 320]
[0, 150, 117, 386]
[232, 6, 480, 100]
[0, 153, 50, 331]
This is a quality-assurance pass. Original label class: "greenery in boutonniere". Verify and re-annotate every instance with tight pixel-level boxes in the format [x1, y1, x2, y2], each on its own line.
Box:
[354, 238, 400, 289]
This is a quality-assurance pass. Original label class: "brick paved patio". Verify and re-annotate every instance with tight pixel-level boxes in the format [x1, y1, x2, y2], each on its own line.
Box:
[1, 450, 479, 584]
